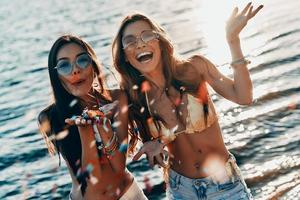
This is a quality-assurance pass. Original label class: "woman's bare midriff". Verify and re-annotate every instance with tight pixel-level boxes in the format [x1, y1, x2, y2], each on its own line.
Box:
[167, 121, 229, 179]
[84, 166, 133, 200]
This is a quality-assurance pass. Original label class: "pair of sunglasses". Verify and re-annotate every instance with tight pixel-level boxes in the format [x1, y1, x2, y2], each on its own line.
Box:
[122, 30, 159, 50]
[54, 53, 92, 76]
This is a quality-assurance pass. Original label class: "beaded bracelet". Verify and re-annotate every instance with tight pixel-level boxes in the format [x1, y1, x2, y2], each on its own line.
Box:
[230, 57, 251, 68]
[103, 133, 119, 156]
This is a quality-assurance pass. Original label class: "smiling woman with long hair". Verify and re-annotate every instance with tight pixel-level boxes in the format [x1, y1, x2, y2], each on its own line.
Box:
[112, 3, 263, 199]
[38, 34, 147, 199]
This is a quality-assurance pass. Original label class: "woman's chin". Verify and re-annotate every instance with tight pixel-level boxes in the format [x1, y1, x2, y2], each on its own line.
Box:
[70, 89, 89, 99]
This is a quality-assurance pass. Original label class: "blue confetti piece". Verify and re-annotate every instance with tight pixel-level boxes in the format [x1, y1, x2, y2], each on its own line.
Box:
[119, 143, 128, 153]
[86, 164, 94, 173]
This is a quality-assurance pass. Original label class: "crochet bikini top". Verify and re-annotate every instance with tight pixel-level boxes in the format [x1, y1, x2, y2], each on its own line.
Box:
[146, 92, 217, 143]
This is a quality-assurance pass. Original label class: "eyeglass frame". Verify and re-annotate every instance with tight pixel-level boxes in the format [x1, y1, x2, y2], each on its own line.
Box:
[122, 30, 159, 50]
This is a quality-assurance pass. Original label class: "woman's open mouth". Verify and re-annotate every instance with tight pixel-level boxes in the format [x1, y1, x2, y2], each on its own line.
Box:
[136, 51, 153, 63]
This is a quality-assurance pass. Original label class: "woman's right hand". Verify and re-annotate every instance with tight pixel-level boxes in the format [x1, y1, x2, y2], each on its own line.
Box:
[133, 139, 170, 168]
[65, 115, 92, 127]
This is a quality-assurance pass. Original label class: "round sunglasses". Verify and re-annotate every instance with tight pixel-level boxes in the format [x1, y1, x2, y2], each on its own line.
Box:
[122, 30, 159, 50]
[54, 53, 92, 76]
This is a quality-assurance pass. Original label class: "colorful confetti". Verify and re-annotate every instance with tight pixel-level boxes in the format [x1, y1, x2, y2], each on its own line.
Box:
[55, 130, 69, 140]
[143, 175, 153, 193]
[118, 143, 128, 153]
[132, 85, 139, 90]
[141, 81, 151, 93]
[69, 99, 78, 107]
[121, 105, 128, 114]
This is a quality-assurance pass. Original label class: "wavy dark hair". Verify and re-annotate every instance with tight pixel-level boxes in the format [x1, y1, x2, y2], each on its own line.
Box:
[112, 12, 209, 143]
[38, 34, 111, 194]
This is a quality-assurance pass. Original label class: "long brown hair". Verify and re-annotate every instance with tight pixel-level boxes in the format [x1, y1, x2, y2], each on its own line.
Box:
[112, 13, 209, 142]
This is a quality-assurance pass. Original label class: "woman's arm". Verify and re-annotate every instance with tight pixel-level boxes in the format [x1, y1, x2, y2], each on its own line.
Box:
[98, 89, 129, 172]
[66, 90, 129, 174]
[189, 3, 263, 105]
[65, 160, 83, 200]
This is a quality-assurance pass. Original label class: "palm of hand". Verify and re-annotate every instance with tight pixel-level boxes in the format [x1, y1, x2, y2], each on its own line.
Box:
[226, 2, 263, 40]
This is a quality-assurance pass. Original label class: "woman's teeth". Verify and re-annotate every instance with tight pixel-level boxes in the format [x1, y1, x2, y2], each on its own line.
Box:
[136, 52, 153, 63]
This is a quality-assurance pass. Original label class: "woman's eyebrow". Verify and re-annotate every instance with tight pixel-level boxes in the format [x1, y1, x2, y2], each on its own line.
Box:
[57, 52, 86, 61]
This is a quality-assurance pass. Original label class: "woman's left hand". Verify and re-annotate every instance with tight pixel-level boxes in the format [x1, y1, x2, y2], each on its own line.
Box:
[226, 2, 263, 42]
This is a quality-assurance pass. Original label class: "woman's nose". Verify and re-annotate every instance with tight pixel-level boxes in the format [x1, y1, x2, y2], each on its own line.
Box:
[136, 37, 146, 48]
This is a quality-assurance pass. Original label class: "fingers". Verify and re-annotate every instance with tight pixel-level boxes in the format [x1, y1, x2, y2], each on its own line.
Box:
[148, 154, 154, 168]
[133, 148, 145, 161]
[65, 118, 75, 125]
[95, 117, 112, 133]
[249, 5, 263, 19]
[155, 155, 166, 168]
[229, 7, 238, 20]
[241, 2, 252, 15]
[65, 116, 92, 126]
[246, 5, 253, 18]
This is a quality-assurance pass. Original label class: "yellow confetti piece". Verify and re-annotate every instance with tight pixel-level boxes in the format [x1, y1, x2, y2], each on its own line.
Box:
[90, 140, 96, 148]
[55, 130, 69, 140]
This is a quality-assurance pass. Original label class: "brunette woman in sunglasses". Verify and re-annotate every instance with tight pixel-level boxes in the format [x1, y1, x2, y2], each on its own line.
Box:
[112, 3, 262, 200]
[38, 34, 147, 200]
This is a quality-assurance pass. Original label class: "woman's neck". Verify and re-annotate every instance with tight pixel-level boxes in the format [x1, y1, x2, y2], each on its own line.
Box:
[80, 90, 99, 109]
[144, 67, 166, 90]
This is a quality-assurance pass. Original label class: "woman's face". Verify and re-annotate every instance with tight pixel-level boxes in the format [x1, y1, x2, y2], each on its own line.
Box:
[56, 43, 94, 99]
[122, 20, 163, 76]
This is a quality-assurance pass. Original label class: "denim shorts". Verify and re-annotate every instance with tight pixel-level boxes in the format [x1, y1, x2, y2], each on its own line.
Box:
[166, 154, 253, 200]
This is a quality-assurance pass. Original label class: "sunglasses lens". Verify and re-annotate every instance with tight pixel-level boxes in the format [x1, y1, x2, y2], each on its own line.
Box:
[76, 54, 91, 69]
[56, 60, 72, 76]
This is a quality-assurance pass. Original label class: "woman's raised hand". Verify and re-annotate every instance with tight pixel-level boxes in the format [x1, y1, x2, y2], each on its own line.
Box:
[226, 2, 263, 42]
[133, 139, 170, 168]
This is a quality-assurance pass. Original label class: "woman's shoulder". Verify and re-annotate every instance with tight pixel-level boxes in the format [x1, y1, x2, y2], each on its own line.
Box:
[187, 54, 213, 68]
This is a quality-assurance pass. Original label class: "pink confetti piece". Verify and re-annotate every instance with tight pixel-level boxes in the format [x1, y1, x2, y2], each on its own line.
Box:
[51, 184, 58, 193]
[174, 97, 181, 106]
[141, 81, 151, 93]
[116, 187, 121, 196]
[121, 105, 128, 114]
[89, 175, 99, 185]
[288, 102, 297, 110]
[143, 175, 152, 193]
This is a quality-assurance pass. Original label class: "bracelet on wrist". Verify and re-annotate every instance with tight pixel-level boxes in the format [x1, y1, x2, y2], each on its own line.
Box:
[230, 57, 251, 68]
[103, 133, 119, 156]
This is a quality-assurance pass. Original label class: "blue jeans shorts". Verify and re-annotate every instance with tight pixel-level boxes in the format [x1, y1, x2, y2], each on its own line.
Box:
[166, 154, 253, 200]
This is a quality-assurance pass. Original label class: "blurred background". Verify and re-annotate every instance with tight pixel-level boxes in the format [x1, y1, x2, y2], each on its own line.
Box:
[0, 0, 299, 199]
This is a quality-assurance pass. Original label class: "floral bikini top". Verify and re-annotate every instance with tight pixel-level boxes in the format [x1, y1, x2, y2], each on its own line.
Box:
[146, 92, 218, 143]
